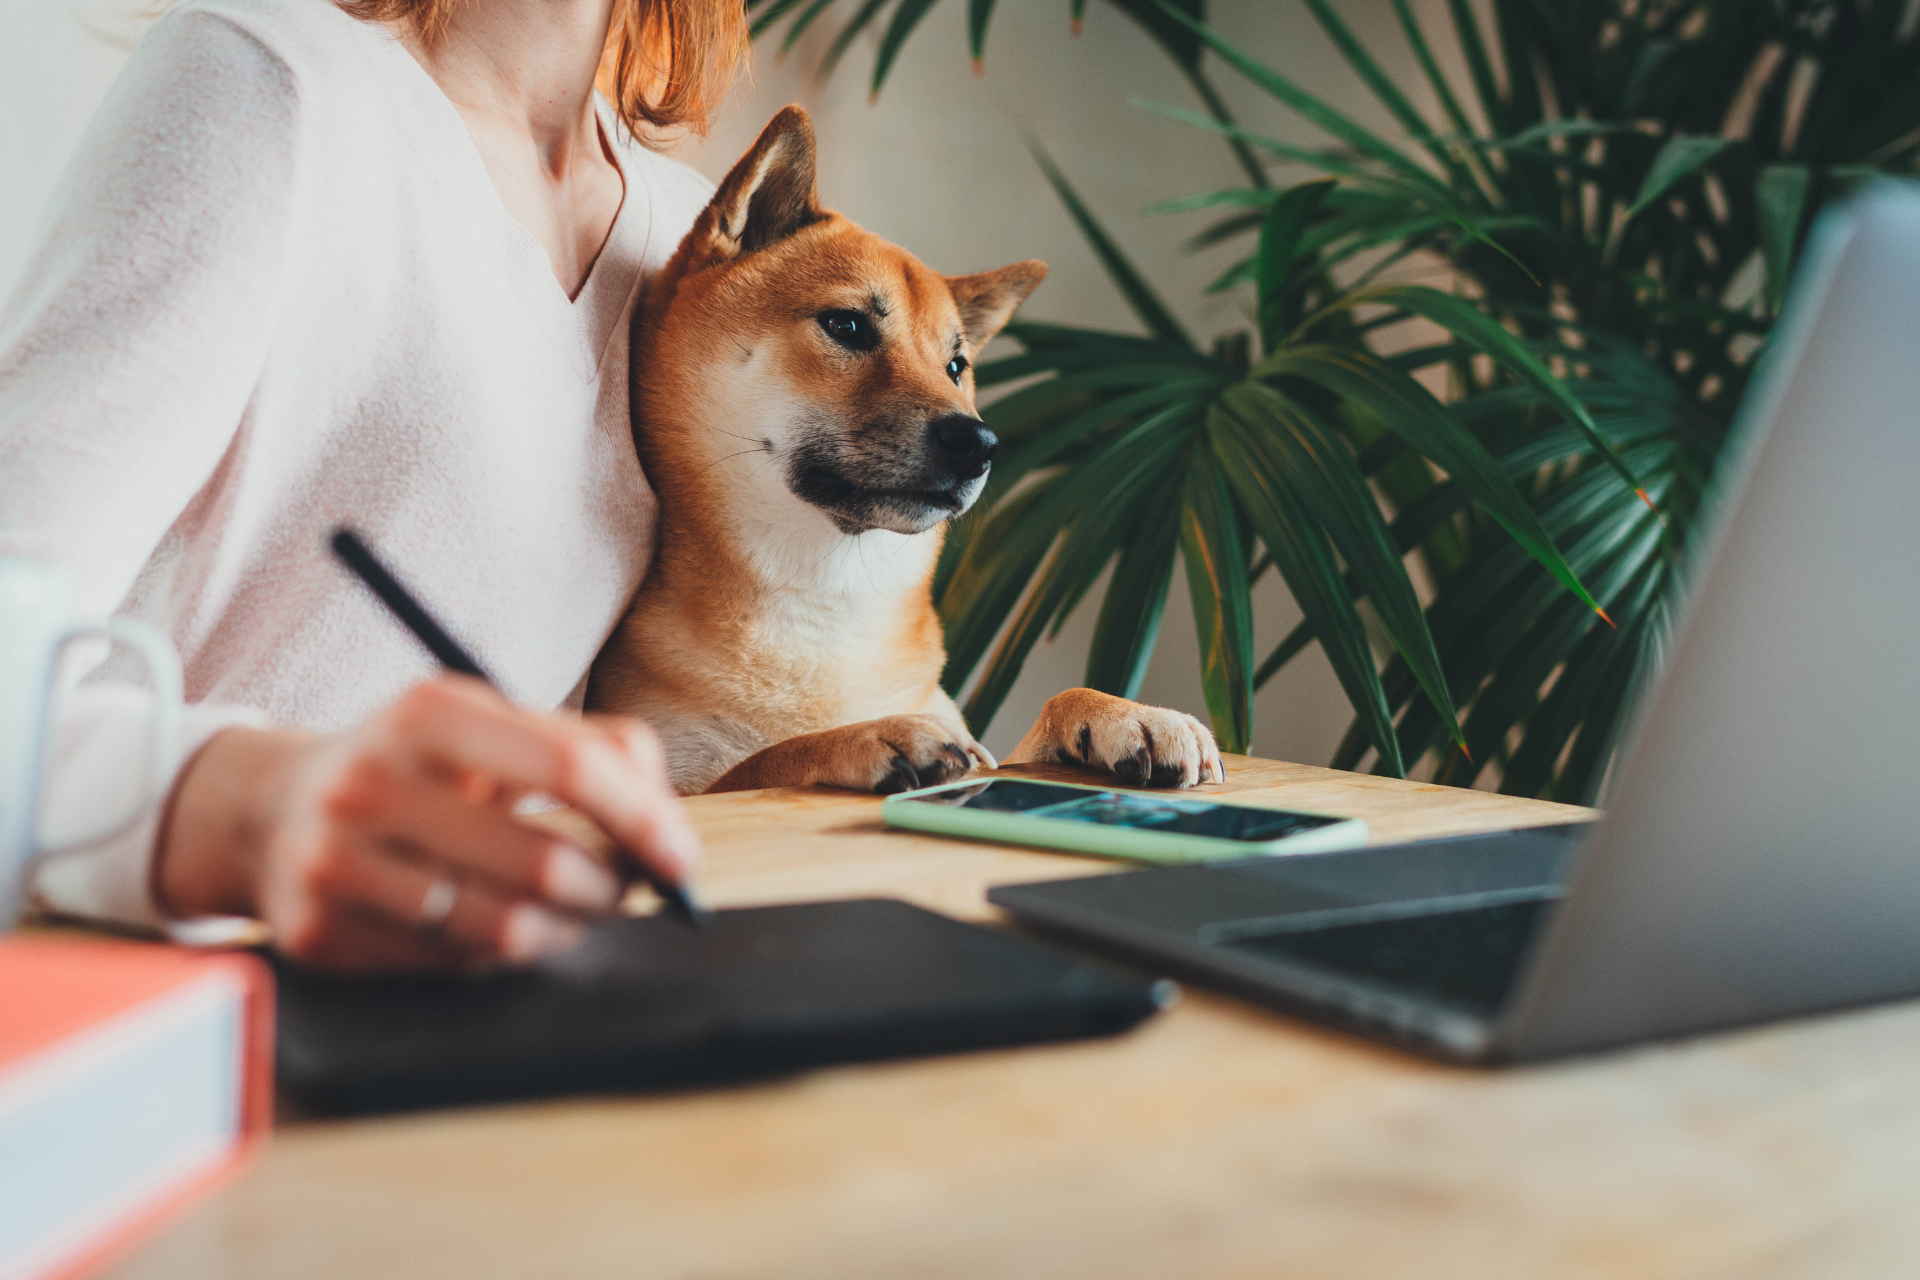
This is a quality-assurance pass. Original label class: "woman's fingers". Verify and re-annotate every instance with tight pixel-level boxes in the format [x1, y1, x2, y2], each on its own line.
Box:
[327, 758, 622, 913]
[281, 835, 584, 964]
[276, 907, 466, 974]
[253, 678, 701, 975]
[187, 680, 707, 975]
[382, 679, 704, 883]
[587, 713, 705, 874]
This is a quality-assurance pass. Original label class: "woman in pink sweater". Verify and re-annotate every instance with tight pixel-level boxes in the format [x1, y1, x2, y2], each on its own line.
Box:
[0, 0, 744, 967]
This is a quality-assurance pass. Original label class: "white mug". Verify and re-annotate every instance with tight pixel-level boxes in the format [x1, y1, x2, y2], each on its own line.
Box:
[1, 559, 182, 929]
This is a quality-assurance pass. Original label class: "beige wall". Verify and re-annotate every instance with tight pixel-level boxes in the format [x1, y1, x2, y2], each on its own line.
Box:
[2, 0, 1453, 764]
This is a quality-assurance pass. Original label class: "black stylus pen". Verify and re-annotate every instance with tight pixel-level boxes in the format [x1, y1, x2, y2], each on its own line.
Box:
[329, 526, 708, 930]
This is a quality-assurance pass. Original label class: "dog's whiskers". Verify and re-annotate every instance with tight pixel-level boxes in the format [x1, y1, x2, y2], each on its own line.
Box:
[698, 447, 770, 478]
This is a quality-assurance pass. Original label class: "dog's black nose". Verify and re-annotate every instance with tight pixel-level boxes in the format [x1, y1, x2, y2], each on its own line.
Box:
[930, 414, 997, 481]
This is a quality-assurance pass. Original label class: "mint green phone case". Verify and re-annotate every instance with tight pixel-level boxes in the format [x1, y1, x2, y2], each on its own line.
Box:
[880, 777, 1368, 865]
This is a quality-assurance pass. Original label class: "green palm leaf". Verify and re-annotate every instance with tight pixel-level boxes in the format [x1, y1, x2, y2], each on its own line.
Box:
[939, 478, 1071, 690]
[1133, 105, 1541, 277]
[992, 392, 1212, 512]
[1254, 345, 1603, 616]
[1326, 285, 1652, 506]
[1177, 450, 1255, 752]
[966, 0, 999, 66]
[1452, 522, 1664, 783]
[1502, 562, 1669, 799]
[1151, 1, 1433, 186]
[1146, 188, 1276, 216]
[979, 323, 1207, 385]
[872, 0, 945, 96]
[1390, 456, 1676, 777]
[1627, 135, 1736, 219]
[1219, 382, 1463, 749]
[1086, 487, 1182, 698]
[959, 420, 1190, 731]
[1027, 141, 1196, 350]
[748, 0, 815, 40]
[982, 365, 1215, 436]
[1389, 0, 1481, 158]
[1207, 400, 1404, 774]
[1442, 0, 1507, 135]
[1757, 164, 1812, 312]
[1255, 180, 1333, 353]
[1299, 0, 1474, 189]
[818, 0, 894, 81]
[776, 0, 842, 53]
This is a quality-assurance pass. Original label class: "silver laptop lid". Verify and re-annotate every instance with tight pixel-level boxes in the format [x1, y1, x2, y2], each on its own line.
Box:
[1504, 183, 1920, 1057]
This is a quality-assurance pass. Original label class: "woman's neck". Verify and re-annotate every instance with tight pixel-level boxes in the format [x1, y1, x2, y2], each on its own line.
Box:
[394, 0, 625, 297]
[397, 0, 612, 167]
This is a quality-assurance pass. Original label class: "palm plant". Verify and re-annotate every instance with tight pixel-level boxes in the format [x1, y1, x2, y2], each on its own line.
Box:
[749, 0, 1920, 801]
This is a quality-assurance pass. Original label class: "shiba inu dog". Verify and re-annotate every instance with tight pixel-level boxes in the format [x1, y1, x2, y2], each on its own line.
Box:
[587, 106, 1225, 796]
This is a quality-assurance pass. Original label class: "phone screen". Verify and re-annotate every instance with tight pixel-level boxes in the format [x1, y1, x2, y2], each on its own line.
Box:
[902, 779, 1345, 842]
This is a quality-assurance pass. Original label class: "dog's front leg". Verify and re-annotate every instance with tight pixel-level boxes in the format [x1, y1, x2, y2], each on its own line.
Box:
[704, 715, 996, 795]
[1005, 688, 1226, 789]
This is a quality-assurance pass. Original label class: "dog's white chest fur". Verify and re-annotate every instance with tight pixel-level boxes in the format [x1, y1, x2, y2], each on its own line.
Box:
[600, 508, 946, 793]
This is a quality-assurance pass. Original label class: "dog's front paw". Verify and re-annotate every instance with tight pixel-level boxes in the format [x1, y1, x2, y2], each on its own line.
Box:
[816, 714, 997, 794]
[1015, 689, 1225, 788]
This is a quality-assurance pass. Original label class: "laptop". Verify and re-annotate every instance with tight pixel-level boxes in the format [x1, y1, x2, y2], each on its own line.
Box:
[990, 183, 1920, 1063]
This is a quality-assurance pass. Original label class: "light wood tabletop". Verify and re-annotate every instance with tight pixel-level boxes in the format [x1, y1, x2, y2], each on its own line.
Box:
[106, 756, 1920, 1280]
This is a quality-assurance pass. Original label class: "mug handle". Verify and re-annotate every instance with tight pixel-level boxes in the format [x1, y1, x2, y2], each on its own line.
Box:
[38, 617, 184, 849]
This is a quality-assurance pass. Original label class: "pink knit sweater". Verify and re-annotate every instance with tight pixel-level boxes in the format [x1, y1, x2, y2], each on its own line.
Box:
[0, 0, 712, 927]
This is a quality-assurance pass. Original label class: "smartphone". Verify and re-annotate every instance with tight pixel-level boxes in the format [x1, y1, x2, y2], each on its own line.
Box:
[880, 777, 1367, 865]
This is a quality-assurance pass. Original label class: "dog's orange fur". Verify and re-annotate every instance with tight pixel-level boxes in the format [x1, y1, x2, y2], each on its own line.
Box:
[588, 107, 1225, 796]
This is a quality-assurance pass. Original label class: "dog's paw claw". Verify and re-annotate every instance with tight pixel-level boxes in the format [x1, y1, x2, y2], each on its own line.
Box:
[874, 754, 921, 794]
[812, 715, 992, 794]
[1029, 690, 1224, 790]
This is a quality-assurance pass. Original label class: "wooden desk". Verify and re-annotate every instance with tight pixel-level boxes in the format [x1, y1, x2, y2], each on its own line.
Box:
[107, 758, 1920, 1280]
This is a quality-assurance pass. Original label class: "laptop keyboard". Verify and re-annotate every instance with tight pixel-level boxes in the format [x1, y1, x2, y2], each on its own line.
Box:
[1221, 898, 1558, 1018]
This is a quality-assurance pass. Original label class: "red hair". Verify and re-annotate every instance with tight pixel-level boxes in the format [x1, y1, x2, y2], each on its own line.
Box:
[341, 0, 747, 138]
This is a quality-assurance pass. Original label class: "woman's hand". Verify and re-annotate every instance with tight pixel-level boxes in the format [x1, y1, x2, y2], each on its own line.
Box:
[155, 676, 701, 971]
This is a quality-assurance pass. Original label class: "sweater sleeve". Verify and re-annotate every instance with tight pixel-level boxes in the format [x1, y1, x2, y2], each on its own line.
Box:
[0, 8, 305, 930]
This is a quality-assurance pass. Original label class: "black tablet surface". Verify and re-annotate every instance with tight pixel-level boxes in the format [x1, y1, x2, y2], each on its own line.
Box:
[274, 897, 1174, 1114]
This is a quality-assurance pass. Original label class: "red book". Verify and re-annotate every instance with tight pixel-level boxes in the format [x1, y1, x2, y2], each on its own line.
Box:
[0, 936, 273, 1280]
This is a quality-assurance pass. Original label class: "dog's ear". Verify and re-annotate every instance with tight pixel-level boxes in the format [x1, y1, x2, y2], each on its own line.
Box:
[946, 261, 1049, 349]
[695, 105, 826, 263]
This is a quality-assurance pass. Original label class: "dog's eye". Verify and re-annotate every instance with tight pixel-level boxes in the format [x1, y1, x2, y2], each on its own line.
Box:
[946, 355, 969, 384]
[816, 309, 878, 352]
